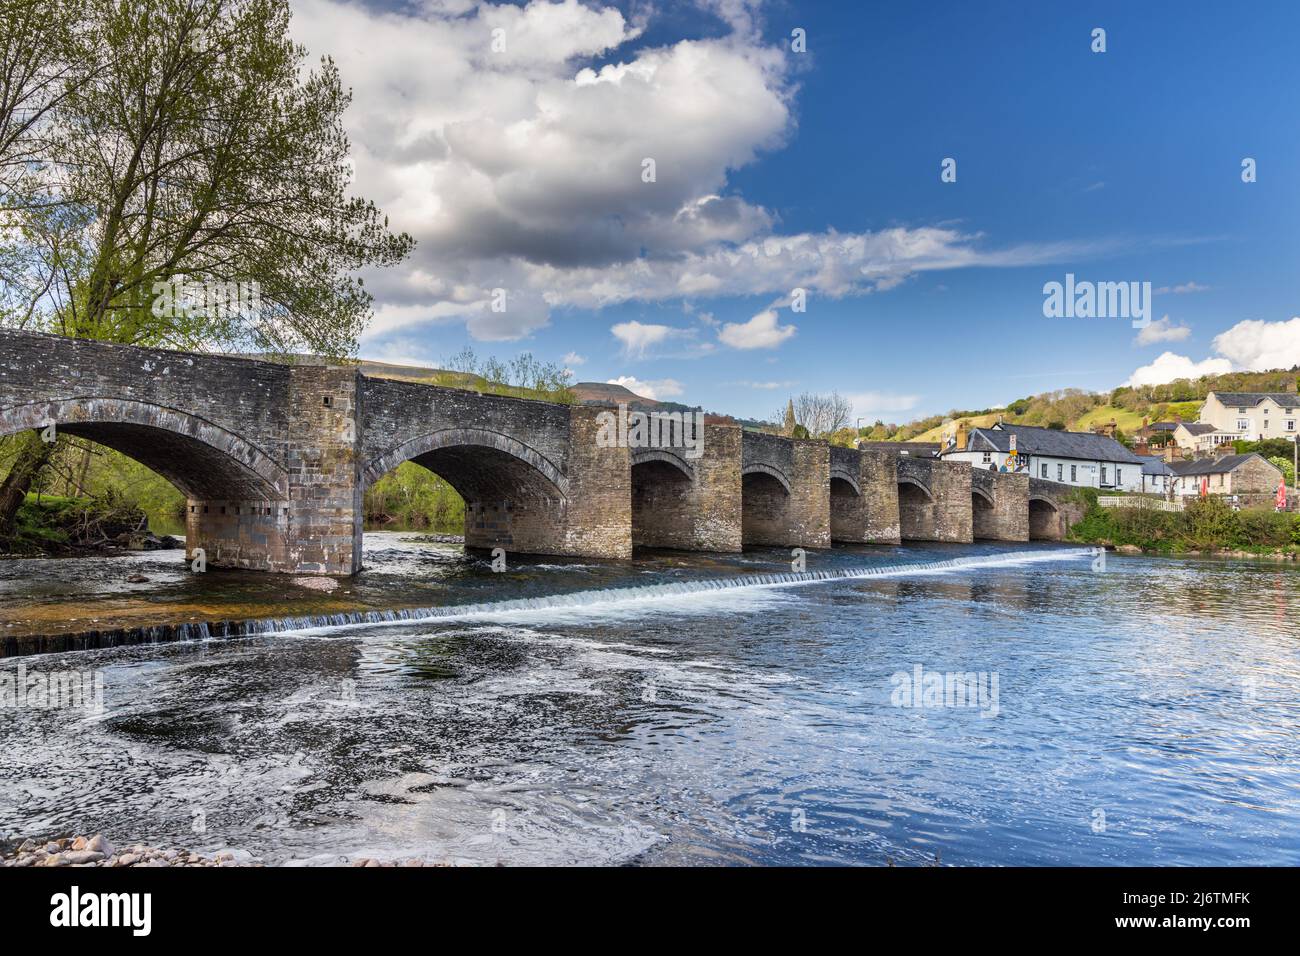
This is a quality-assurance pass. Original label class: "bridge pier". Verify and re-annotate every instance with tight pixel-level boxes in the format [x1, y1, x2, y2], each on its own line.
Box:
[896, 457, 973, 543]
[631, 424, 742, 552]
[829, 447, 901, 544]
[189, 365, 364, 574]
[741, 433, 830, 549]
[970, 470, 1029, 541]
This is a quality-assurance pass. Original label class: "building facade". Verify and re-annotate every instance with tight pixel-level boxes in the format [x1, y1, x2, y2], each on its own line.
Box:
[1168, 453, 1285, 499]
[1172, 421, 1236, 453]
[1198, 391, 1300, 442]
[942, 423, 1145, 491]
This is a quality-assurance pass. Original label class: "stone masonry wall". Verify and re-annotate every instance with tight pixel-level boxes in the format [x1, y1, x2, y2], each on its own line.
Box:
[561, 405, 632, 558]
[860, 450, 901, 544]
[929, 460, 974, 543]
[829, 446, 865, 542]
[971, 469, 1029, 541]
[630, 423, 742, 552]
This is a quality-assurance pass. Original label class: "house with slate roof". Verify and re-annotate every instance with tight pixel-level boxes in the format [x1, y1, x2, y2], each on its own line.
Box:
[1167, 453, 1284, 499]
[1136, 454, 1176, 495]
[942, 422, 1145, 491]
[1199, 390, 1300, 442]
[1173, 421, 1236, 453]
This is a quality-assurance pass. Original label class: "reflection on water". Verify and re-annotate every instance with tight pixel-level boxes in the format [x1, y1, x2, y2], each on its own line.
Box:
[1, 536, 1298, 866]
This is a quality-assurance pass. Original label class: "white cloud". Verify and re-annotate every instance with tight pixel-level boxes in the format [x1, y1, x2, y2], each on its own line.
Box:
[610, 320, 692, 357]
[1211, 317, 1300, 371]
[717, 308, 796, 349]
[606, 375, 684, 400]
[1124, 316, 1300, 386]
[1125, 351, 1232, 386]
[1155, 281, 1211, 294]
[291, 0, 1115, 345]
[562, 351, 586, 366]
[844, 391, 921, 422]
[1135, 314, 1191, 346]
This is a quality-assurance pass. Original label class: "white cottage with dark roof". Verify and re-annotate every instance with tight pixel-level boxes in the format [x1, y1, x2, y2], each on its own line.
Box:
[942, 422, 1145, 491]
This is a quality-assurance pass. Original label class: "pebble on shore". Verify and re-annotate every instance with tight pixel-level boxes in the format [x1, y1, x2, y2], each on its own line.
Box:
[0, 834, 260, 868]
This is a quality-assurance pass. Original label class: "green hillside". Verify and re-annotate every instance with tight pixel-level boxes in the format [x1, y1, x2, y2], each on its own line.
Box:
[878, 369, 1299, 443]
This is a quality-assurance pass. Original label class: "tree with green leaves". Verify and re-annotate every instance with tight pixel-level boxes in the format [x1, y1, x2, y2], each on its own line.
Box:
[0, 0, 414, 538]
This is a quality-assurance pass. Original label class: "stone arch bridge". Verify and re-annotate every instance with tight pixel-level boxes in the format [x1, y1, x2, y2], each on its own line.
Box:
[0, 331, 1083, 574]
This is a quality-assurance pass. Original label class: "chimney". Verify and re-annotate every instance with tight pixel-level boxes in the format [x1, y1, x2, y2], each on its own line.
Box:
[1134, 439, 1150, 456]
[955, 420, 969, 451]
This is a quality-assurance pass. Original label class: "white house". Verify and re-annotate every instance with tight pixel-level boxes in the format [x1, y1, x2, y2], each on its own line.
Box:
[942, 422, 1145, 491]
[1137, 454, 1176, 495]
[1198, 390, 1300, 442]
[1172, 421, 1236, 453]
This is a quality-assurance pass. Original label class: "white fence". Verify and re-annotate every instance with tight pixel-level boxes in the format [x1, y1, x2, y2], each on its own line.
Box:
[1097, 495, 1184, 513]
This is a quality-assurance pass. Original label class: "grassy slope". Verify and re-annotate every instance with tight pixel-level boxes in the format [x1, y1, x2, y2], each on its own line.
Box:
[906, 399, 1210, 444]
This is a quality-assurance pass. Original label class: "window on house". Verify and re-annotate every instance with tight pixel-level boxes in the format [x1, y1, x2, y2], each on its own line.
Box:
[1070, 465, 1077, 482]
[1288, 421, 1296, 431]
[982, 451, 991, 463]
[1057, 464, 1063, 481]
[1101, 465, 1108, 484]
[1238, 419, 1250, 431]
[1117, 468, 1122, 485]
[1238, 407, 1247, 413]
[1040, 463, 1048, 479]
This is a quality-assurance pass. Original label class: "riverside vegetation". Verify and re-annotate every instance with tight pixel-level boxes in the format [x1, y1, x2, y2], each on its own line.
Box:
[1067, 488, 1300, 557]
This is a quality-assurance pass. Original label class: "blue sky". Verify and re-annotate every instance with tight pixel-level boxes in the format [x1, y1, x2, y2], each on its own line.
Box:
[298, 0, 1300, 424]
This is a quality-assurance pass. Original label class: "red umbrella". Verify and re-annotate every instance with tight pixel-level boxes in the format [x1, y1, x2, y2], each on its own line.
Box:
[1278, 478, 1287, 512]
[1200, 477, 1208, 499]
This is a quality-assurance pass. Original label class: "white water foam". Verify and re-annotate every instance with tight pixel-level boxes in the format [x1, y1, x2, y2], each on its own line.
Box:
[269, 548, 1095, 639]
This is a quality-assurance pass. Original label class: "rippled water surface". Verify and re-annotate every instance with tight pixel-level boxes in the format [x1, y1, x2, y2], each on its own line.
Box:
[2, 535, 1298, 866]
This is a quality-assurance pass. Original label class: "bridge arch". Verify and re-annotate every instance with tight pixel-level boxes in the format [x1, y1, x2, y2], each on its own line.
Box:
[363, 427, 572, 554]
[630, 452, 696, 550]
[0, 397, 287, 500]
[740, 463, 793, 547]
[829, 467, 861, 496]
[363, 428, 568, 498]
[970, 485, 996, 540]
[630, 448, 695, 482]
[897, 476, 935, 541]
[742, 462, 792, 495]
[1028, 495, 1062, 541]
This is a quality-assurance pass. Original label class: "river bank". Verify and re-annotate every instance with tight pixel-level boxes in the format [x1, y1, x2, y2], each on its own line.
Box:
[1, 493, 181, 559]
[0, 834, 258, 868]
[1066, 489, 1300, 559]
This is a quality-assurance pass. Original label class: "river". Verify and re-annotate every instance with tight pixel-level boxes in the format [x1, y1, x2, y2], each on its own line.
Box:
[1, 533, 1298, 866]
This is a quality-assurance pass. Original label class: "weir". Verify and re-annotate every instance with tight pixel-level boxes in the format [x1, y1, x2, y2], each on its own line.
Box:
[0, 329, 1083, 575]
[0, 549, 1095, 657]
